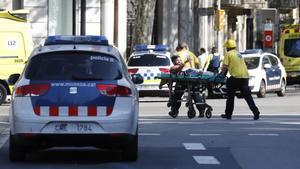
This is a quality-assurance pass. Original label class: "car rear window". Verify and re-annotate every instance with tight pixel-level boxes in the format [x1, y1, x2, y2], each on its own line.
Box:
[244, 57, 260, 69]
[127, 54, 170, 66]
[25, 51, 122, 80]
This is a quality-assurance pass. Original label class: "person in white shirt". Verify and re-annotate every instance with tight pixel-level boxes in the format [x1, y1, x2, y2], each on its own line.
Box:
[198, 48, 207, 70]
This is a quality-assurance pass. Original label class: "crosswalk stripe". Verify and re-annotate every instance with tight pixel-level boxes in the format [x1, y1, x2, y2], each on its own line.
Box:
[183, 143, 206, 150]
[193, 156, 220, 165]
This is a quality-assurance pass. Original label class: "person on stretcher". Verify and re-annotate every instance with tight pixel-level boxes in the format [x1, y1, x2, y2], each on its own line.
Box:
[159, 55, 207, 118]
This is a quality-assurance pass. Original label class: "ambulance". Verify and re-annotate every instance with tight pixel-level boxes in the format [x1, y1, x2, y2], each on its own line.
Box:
[279, 24, 300, 84]
[0, 10, 33, 105]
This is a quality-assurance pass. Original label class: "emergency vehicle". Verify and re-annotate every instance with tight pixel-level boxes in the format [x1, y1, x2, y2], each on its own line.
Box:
[127, 45, 172, 96]
[8, 35, 143, 162]
[0, 10, 33, 105]
[279, 24, 300, 84]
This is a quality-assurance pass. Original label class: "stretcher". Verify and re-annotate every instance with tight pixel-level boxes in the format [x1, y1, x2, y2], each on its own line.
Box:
[155, 71, 226, 119]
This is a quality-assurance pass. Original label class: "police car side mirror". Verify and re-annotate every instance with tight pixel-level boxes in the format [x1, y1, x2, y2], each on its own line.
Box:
[263, 63, 271, 69]
[8, 74, 20, 85]
[131, 74, 143, 84]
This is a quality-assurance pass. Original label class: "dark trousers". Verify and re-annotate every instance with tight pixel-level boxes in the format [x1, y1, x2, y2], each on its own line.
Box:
[171, 83, 204, 113]
[225, 77, 259, 116]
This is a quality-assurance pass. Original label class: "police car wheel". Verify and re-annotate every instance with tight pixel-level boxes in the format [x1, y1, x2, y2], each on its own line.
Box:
[9, 133, 27, 162]
[122, 131, 138, 161]
[257, 80, 266, 98]
[0, 83, 7, 106]
[277, 79, 286, 97]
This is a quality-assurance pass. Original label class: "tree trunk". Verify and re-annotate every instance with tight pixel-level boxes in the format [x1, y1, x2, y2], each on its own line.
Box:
[132, 0, 156, 45]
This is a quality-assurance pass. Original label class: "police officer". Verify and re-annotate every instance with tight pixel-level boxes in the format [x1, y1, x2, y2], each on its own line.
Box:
[220, 39, 260, 120]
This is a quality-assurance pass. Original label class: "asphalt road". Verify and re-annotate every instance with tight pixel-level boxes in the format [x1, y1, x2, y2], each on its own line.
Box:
[0, 85, 299, 169]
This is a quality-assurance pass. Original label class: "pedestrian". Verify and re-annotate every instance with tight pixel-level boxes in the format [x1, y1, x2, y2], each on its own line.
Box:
[220, 39, 260, 120]
[198, 48, 207, 70]
[176, 42, 201, 69]
[203, 47, 222, 73]
[168, 55, 205, 118]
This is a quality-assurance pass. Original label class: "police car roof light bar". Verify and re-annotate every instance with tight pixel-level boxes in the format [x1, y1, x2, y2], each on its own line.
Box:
[44, 35, 109, 46]
[133, 44, 169, 51]
[240, 49, 263, 55]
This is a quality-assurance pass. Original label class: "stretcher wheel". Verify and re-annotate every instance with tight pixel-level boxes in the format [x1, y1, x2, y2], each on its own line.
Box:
[187, 108, 196, 119]
[205, 109, 212, 119]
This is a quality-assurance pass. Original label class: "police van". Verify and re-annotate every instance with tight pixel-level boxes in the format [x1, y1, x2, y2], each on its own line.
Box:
[0, 10, 33, 105]
[127, 45, 172, 96]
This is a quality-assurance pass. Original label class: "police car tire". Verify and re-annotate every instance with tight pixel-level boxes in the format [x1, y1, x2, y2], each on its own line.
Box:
[277, 79, 286, 97]
[122, 131, 138, 161]
[9, 134, 27, 162]
[257, 80, 266, 98]
[0, 83, 7, 106]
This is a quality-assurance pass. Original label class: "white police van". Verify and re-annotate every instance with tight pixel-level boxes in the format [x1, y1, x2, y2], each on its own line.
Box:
[8, 35, 143, 162]
[127, 45, 172, 96]
[242, 49, 287, 98]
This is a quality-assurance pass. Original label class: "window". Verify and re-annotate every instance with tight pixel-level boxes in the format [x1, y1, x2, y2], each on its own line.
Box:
[244, 57, 260, 69]
[128, 54, 171, 66]
[25, 51, 122, 80]
[268, 55, 279, 66]
[284, 39, 300, 58]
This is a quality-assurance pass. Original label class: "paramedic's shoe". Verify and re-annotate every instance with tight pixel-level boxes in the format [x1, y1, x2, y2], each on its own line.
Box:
[253, 111, 260, 120]
[169, 110, 178, 118]
[221, 114, 231, 120]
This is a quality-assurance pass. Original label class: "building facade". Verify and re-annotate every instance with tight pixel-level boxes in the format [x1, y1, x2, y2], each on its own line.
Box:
[0, 0, 127, 57]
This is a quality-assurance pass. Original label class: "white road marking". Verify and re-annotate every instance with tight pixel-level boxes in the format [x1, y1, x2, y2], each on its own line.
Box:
[193, 156, 220, 165]
[280, 122, 300, 125]
[190, 134, 221, 136]
[183, 143, 206, 150]
[248, 133, 279, 136]
[139, 133, 161, 136]
[0, 122, 9, 124]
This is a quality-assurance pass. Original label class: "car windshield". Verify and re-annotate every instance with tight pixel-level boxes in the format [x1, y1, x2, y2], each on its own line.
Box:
[244, 57, 260, 69]
[127, 54, 170, 66]
[284, 39, 300, 58]
[25, 51, 122, 80]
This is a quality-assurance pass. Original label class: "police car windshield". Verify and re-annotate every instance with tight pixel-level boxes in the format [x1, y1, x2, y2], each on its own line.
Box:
[128, 54, 170, 66]
[244, 57, 260, 70]
[284, 39, 300, 58]
[25, 51, 122, 80]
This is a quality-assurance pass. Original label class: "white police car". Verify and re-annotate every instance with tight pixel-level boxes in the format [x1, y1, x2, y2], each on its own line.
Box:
[242, 49, 287, 98]
[127, 45, 172, 95]
[8, 35, 143, 162]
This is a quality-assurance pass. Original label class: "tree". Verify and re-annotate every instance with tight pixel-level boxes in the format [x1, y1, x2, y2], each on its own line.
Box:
[132, 0, 156, 45]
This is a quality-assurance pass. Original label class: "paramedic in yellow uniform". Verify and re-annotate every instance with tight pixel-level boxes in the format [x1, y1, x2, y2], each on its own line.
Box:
[220, 39, 260, 120]
[176, 42, 200, 69]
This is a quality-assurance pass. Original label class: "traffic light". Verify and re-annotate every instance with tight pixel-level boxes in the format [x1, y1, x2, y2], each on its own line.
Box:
[215, 9, 225, 31]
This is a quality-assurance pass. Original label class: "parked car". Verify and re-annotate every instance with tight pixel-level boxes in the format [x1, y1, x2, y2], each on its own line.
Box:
[242, 49, 287, 98]
[127, 45, 172, 96]
[8, 35, 143, 162]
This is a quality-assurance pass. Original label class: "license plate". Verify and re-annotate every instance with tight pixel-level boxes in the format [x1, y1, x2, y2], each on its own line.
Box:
[44, 122, 97, 133]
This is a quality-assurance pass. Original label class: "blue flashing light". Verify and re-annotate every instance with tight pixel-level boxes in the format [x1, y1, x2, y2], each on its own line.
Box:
[133, 44, 169, 52]
[44, 35, 109, 46]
